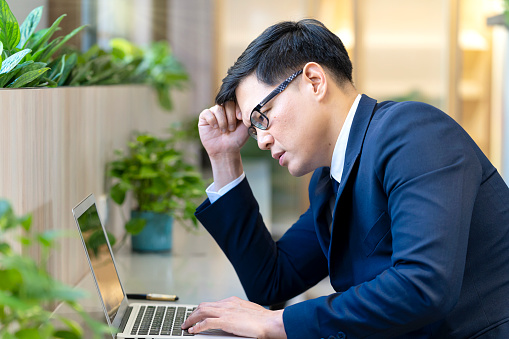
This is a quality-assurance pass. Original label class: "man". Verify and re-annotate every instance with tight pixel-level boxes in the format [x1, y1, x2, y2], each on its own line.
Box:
[181, 19, 509, 338]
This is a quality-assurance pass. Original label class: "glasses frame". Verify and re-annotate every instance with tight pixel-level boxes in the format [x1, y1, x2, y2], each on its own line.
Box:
[248, 69, 303, 140]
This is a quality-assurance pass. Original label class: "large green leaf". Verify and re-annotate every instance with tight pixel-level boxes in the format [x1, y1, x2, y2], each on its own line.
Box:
[0, 41, 3, 65]
[0, 48, 30, 75]
[12, 61, 46, 78]
[16, 6, 42, 49]
[0, 60, 33, 87]
[7, 67, 49, 88]
[0, 0, 20, 50]
[40, 25, 85, 63]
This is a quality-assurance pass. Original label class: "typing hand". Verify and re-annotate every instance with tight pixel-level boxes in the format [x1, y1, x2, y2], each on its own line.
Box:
[198, 101, 249, 158]
[181, 296, 286, 339]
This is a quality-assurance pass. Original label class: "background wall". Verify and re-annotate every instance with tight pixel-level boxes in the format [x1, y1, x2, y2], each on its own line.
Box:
[0, 86, 191, 286]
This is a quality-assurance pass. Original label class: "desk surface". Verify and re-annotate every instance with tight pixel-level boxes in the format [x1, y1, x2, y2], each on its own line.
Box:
[54, 228, 248, 334]
[114, 238, 248, 305]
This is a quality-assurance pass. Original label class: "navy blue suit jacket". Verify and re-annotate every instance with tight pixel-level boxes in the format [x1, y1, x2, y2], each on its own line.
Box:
[195, 95, 509, 338]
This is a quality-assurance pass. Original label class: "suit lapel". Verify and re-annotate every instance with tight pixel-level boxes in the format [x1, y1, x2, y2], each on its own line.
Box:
[334, 95, 378, 202]
[310, 95, 378, 260]
[328, 95, 378, 262]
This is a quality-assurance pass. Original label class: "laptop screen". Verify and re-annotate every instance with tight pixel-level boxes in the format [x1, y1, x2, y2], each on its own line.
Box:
[76, 202, 124, 324]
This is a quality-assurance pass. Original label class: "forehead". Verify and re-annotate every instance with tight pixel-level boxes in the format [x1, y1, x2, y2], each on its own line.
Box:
[235, 74, 273, 124]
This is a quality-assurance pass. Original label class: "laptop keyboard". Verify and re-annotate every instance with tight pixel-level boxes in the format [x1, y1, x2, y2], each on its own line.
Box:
[128, 305, 195, 336]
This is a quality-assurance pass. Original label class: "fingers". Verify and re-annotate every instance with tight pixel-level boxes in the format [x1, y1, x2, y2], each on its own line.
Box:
[224, 101, 238, 132]
[199, 102, 241, 133]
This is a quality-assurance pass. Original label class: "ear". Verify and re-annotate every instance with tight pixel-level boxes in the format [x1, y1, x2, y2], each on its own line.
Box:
[302, 62, 327, 101]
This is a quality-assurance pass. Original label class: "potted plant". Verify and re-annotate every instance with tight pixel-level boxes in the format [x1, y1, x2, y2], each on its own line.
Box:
[0, 199, 109, 338]
[108, 124, 206, 252]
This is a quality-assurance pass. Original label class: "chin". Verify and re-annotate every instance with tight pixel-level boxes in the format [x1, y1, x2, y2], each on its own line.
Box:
[287, 164, 313, 177]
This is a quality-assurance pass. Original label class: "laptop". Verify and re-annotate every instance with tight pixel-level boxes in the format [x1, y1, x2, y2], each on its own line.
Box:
[72, 194, 253, 338]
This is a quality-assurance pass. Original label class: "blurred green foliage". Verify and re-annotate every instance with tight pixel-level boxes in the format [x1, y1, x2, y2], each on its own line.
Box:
[0, 1, 188, 111]
[0, 199, 110, 338]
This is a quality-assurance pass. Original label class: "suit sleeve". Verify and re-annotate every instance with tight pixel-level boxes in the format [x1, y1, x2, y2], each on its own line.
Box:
[195, 177, 329, 305]
[283, 102, 483, 338]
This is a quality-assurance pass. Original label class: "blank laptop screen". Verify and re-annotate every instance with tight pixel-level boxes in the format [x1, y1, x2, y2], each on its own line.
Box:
[77, 203, 124, 323]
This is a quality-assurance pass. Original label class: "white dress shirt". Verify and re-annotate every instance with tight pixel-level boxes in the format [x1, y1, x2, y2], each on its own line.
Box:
[330, 94, 361, 183]
[206, 94, 362, 204]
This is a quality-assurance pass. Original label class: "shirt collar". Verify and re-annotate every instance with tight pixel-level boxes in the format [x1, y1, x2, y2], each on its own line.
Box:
[330, 94, 362, 184]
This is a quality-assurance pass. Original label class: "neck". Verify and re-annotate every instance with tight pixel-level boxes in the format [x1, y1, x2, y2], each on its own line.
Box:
[324, 83, 358, 164]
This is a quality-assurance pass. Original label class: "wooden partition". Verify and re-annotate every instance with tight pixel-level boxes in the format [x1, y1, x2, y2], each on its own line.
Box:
[0, 85, 191, 287]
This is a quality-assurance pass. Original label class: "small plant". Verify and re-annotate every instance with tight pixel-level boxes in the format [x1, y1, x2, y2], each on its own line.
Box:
[0, 200, 109, 338]
[0, 0, 85, 88]
[108, 124, 206, 238]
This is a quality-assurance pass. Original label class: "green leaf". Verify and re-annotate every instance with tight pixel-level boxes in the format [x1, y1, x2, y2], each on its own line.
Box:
[0, 0, 20, 50]
[30, 36, 61, 62]
[0, 41, 3, 64]
[156, 85, 173, 111]
[18, 214, 32, 231]
[0, 268, 23, 290]
[0, 59, 33, 87]
[37, 229, 66, 247]
[125, 217, 146, 235]
[28, 14, 65, 52]
[110, 183, 127, 205]
[41, 25, 85, 63]
[138, 165, 159, 179]
[17, 6, 42, 49]
[7, 67, 49, 88]
[15, 328, 42, 339]
[52, 330, 81, 339]
[0, 48, 31, 75]
[25, 27, 47, 49]
[0, 242, 11, 254]
[58, 53, 77, 86]
[0, 290, 32, 311]
[55, 316, 83, 338]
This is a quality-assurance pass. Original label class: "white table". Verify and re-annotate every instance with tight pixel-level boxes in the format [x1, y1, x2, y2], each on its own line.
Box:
[54, 228, 248, 336]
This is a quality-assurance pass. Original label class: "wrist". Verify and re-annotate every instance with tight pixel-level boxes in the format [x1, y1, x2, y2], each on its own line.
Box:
[264, 310, 286, 339]
[209, 152, 244, 190]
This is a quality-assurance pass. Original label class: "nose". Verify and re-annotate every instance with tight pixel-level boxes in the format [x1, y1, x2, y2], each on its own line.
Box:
[256, 130, 274, 150]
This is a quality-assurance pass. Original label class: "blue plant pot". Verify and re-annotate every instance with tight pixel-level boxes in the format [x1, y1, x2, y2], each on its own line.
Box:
[130, 211, 173, 252]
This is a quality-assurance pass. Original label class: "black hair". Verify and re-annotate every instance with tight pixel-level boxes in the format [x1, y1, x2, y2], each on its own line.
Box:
[215, 18, 353, 104]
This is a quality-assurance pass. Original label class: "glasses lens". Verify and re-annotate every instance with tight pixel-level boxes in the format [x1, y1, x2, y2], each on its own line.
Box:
[251, 110, 269, 130]
[248, 126, 257, 140]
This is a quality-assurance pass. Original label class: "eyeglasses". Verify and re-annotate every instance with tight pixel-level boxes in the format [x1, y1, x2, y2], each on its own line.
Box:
[248, 69, 303, 140]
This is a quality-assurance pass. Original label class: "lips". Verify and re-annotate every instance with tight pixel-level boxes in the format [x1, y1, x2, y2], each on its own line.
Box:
[272, 151, 286, 166]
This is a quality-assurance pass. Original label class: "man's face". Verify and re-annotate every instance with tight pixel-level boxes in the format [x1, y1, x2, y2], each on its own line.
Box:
[235, 72, 330, 177]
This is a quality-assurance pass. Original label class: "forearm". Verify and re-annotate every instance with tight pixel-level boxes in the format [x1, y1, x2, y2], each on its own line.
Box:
[196, 178, 328, 305]
[209, 152, 244, 190]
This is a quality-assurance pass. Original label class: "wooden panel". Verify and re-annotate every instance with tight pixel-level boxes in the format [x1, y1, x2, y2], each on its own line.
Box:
[48, 0, 82, 48]
[0, 85, 186, 287]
